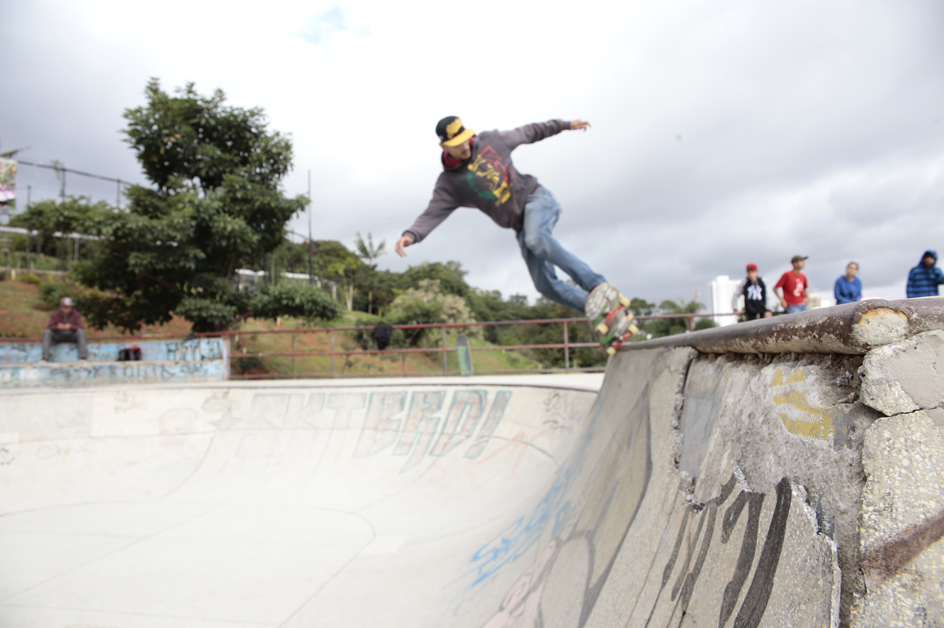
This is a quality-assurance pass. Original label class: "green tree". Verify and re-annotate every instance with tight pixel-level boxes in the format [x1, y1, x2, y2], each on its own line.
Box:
[10, 196, 109, 260]
[638, 298, 717, 338]
[70, 79, 339, 332]
[399, 262, 470, 298]
[353, 232, 386, 268]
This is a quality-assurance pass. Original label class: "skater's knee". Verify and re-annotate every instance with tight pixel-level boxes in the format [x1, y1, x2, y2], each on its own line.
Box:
[523, 233, 552, 258]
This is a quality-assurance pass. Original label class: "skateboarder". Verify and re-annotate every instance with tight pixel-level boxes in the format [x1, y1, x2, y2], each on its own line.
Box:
[396, 117, 634, 350]
[42, 297, 88, 361]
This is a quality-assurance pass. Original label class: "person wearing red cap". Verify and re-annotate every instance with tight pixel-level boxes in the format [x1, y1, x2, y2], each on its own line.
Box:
[42, 297, 88, 361]
[732, 263, 772, 321]
[774, 255, 810, 314]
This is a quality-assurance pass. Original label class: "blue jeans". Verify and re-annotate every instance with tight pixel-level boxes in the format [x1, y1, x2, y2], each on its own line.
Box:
[516, 187, 607, 313]
[785, 304, 808, 314]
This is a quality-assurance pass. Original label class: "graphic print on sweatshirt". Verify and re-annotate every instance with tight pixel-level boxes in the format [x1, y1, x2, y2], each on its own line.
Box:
[466, 146, 512, 206]
[747, 284, 763, 301]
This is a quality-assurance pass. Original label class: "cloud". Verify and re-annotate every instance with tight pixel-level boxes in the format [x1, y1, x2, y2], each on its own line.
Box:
[300, 5, 357, 46]
[2, 0, 942, 308]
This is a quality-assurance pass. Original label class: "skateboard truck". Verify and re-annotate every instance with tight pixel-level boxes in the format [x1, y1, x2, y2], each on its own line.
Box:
[605, 325, 639, 356]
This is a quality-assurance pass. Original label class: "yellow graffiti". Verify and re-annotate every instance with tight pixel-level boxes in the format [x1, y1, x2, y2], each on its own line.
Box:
[771, 368, 806, 387]
[771, 368, 835, 442]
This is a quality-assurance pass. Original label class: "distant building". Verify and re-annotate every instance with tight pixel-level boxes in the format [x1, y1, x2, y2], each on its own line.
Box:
[807, 290, 835, 309]
[709, 275, 742, 327]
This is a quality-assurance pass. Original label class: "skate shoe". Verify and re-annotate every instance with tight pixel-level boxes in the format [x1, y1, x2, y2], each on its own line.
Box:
[585, 283, 638, 356]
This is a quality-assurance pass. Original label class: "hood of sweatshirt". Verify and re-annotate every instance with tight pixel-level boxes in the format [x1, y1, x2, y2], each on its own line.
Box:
[441, 137, 476, 170]
[921, 249, 938, 265]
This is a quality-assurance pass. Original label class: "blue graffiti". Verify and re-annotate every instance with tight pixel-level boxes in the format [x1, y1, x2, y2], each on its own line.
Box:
[463, 401, 602, 586]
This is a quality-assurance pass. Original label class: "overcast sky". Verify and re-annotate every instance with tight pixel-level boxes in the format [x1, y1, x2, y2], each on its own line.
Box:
[2, 0, 942, 307]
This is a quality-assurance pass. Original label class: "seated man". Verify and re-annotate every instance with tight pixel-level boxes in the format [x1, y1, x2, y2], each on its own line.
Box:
[42, 297, 88, 361]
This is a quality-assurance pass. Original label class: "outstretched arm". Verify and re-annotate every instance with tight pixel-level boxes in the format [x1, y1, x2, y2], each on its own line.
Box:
[397, 183, 458, 257]
[395, 234, 414, 257]
[500, 119, 590, 150]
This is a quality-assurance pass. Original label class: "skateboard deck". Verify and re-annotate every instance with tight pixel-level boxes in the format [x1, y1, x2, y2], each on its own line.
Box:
[585, 283, 638, 356]
[456, 333, 473, 376]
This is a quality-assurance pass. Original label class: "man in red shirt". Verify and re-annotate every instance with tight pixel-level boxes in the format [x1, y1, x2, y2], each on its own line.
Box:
[42, 297, 88, 361]
[774, 255, 810, 314]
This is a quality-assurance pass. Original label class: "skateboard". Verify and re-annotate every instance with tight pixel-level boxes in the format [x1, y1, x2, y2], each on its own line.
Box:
[585, 284, 638, 356]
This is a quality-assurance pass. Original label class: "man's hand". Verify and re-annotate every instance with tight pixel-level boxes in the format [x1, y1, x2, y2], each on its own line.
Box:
[733, 311, 742, 317]
[395, 234, 414, 257]
[570, 120, 591, 131]
[57, 322, 70, 330]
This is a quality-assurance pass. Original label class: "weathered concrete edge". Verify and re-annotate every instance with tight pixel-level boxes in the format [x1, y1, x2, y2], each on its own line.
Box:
[623, 297, 944, 355]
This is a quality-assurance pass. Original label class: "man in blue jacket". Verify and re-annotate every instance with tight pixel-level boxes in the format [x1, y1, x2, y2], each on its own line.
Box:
[906, 250, 944, 298]
[834, 262, 862, 304]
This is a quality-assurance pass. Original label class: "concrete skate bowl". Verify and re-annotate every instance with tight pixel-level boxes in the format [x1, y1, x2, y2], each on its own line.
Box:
[2, 298, 944, 627]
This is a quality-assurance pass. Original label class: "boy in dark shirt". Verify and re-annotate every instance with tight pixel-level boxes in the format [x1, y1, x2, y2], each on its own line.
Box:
[906, 250, 944, 298]
[732, 263, 772, 321]
[42, 297, 88, 361]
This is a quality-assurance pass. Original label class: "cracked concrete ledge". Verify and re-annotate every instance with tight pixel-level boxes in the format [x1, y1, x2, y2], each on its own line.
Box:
[624, 297, 944, 355]
[860, 330, 944, 418]
[675, 351, 872, 624]
[849, 327, 944, 625]
[661, 311, 944, 626]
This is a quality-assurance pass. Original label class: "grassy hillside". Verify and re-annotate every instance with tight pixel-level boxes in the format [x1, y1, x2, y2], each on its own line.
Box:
[0, 278, 193, 339]
[230, 313, 544, 377]
[0, 278, 546, 376]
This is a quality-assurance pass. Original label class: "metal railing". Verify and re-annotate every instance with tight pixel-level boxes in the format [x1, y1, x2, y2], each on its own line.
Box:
[1, 313, 732, 379]
[226, 318, 599, 380]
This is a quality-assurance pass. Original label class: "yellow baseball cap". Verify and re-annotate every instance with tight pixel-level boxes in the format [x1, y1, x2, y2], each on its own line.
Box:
[436, 116, 475, 147]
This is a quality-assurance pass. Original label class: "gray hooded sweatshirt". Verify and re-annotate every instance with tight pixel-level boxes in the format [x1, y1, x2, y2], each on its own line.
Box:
[403, 120, 571, 243]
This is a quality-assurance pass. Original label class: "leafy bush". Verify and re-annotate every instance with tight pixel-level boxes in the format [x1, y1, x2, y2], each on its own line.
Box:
[387, 299, 444, 348]
[232, 356, 266, 375]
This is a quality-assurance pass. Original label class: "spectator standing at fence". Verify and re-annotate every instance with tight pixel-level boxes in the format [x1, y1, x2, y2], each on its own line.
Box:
[42, 297, 88, 361]
[834, 262, 862, 304]
[732, 263, 772, 321]
[774, 255, 810, 314]
[906, 250, 944, 298]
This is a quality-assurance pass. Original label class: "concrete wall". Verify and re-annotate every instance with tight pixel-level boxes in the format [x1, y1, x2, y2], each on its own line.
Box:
[0, 359, 228, 388]
[851, 329, 944, 625]
[472, 347, 842, 628]
[0, 338, 229, 388]
[0, 337, 227, 364]
[619, 298, 944, 626]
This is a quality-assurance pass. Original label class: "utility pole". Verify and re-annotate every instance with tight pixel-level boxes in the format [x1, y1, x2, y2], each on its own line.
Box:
[307, 170, 313, 285]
